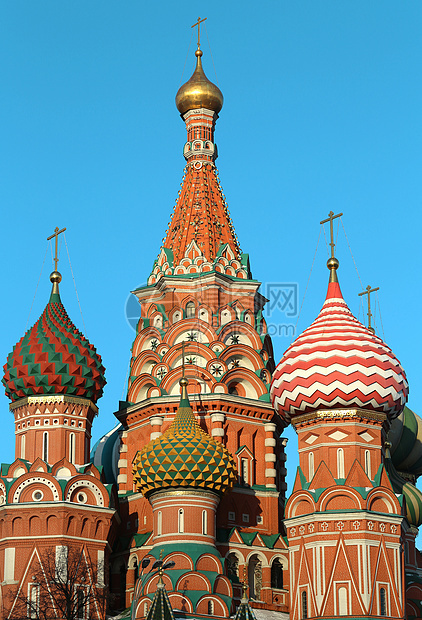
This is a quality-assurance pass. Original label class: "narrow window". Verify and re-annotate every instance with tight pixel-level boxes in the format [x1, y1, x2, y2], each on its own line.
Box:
[178, 508, 184, 533]
[301, 591, 308, 619]
[365, 450, 371, 479]
[338, 586, 348, 615]
[186, 301, 195, 318]
[69, 433, 75, 464]
[202, 510, 207, 535]
[28, 584, 40, 619]
[241, 458, 249, 485]
[380, 588, 387, 616]
[21, 434, 26, 459]
[157, 511, 162, 535]
[144, 602, 149, 616]
[308, 452, 314, 480]
[43, 432, 49, 463]
[77, 588, 85, 619]
[337, 448, 344, 478]
[208, 601, 214, 615]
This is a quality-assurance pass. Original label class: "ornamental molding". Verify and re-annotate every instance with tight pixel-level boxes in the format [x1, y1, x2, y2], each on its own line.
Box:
[10, 394, 98, 413]
[293, 408, 387, 426]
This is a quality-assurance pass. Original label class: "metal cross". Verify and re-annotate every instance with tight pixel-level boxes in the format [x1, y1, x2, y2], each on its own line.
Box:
[47, 226, 66, 272]
[182, 341, 185, 378]
[191, 16, 207, 48]
[358, 285, 379, 330]
[320, 211, 343, 258]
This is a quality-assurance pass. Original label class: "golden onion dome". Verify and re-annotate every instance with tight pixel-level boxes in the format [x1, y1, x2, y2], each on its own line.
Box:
[176, 49, 223, 115]
[133, 378, 237, 497]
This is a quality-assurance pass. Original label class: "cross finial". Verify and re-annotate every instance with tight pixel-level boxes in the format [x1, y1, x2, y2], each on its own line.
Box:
[47, 226, 66, 272]
[242, 565, 248, 601]
[320, 211, 343, 259]
[182, 341, 185, 378]
[358, 284, 379, 332]
[191, 17, 207, 49]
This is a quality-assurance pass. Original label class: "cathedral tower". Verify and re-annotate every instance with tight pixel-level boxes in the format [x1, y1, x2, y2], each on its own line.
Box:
[110, 31, 289, 615]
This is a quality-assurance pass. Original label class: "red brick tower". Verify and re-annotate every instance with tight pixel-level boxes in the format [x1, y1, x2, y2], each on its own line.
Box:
[111, 36, 289, 615]
[1, 230, 116, 619]
[271, 223, 410, 620]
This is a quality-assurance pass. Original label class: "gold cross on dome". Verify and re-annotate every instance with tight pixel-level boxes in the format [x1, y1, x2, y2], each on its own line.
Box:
[358, 284, 379, 331]
[191, 16, 207, 48]
[320, 211, 343, 258]
[47, 226, 66, 272]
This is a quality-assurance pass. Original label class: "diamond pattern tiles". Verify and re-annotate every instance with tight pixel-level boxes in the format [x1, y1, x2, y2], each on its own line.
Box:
[133, 404, 237, 496]
[2, 295, 106, 403]
[271, 281, 408, 422]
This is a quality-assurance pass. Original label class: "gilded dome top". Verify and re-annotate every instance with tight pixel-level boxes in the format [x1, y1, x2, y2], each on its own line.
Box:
[2, 273, 106, 404]
[133, 379, 237, 496]
[176, 49, 223, 115]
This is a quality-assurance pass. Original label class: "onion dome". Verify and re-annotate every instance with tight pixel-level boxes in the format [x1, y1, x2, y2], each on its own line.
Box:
[176, 48, 223, 115]
[2, 270, 106, 404]
[133, 378, 237, 496]
[384, 444, 422, 527]
[389, 407, 422, 478]
[271, 258, 408, 423]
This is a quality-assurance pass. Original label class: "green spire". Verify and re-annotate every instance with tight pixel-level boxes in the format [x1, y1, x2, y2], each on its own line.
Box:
[145, 579, 175, 620]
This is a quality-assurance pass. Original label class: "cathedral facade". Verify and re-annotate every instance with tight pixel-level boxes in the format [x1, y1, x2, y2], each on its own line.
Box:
[1, 34, 422, 620]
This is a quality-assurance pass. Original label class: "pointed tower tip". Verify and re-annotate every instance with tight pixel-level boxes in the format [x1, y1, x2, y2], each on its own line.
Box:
[325, 257, 344, 301]
[49, 270, 62, 303]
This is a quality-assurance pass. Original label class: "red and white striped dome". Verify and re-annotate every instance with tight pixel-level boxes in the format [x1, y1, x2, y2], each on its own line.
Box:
[271, 280, 408, 423]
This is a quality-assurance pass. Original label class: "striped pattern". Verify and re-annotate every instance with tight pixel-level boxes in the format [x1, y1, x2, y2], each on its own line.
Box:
[271, 281, 408, 422]
[2, 291, 106, 403]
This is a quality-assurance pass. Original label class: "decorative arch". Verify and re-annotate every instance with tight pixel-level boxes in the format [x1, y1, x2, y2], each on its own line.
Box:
[320, 488, 363, 512]
[128, 375, 161, 403]
[164, 319, 217, 347]
[175, 572, 211, 592]
[65, 477, 106, 507]
[196, 554, 222, 574]
[10, 475, 61, 504]
[287, 493, 316, 518]
[218, 321, 263, 350]
[130, 351, 161, 377]
[132, 326, 163, 357]
[196, 595, 229, 617]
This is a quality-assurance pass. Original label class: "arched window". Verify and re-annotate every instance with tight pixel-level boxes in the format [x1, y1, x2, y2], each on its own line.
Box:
[69, 433, 75, 464]
[134, 559, 139, 582]
[338, 586, 348, 615]
[202, 510, 207, 535]
[380, 588, 387, 616]
[144, 602, 149, 616]
[43, 432, 49, 463]
[157, 511, 162, 536]
[21, 434, 26, 459]
[271, 559, 283, 589]
[228, 385, 238, 396]
[365, 450, 371, 479]
[301, 591, 308, 619]
[308, 452, 314, 480]
[178, 508, 184, 533]
[337, 448, 345, 479]
[207, 601, 214, 615]
[186, 301, 195, 318]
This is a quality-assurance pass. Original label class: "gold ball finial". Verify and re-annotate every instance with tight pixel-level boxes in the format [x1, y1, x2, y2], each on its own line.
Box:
[50, 270, 62, 284]
[179, 377, 188, 387]
[326, 257, 339, 272]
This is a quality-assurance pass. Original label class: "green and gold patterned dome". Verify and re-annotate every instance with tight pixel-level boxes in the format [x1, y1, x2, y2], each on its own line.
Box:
[133, 378, 237, 496]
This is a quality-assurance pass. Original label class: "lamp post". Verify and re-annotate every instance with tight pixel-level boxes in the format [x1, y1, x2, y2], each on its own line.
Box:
[131, 559, 176, 620]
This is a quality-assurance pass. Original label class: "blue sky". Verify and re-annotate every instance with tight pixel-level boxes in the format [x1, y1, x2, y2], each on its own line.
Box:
[0, 2, 421, 499]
